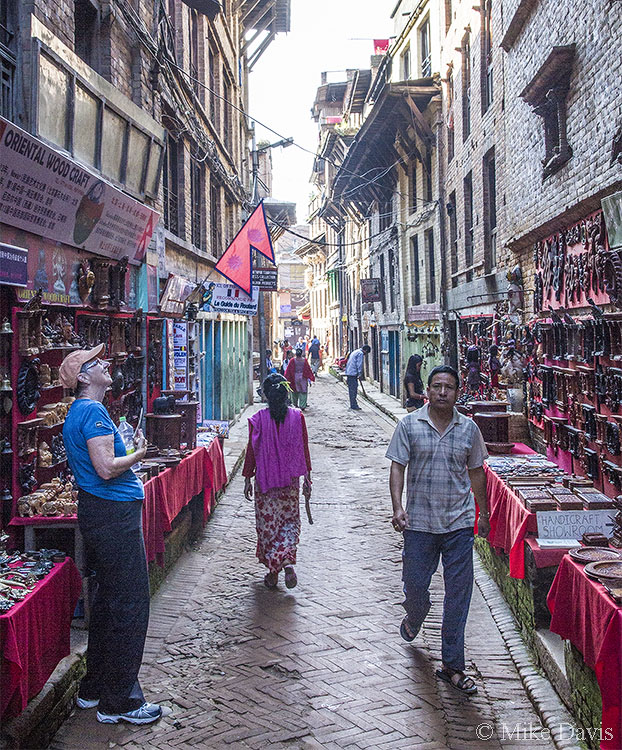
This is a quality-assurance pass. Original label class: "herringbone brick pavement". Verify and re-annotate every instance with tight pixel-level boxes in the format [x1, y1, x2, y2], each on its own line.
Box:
[50, 375, 554, 749]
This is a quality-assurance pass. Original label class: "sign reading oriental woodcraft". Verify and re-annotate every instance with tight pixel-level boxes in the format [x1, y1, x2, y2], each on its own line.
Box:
[0, 116, 159, 264]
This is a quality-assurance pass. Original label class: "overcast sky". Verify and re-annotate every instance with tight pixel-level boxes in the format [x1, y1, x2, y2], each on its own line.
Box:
[249, 0, 394, 224]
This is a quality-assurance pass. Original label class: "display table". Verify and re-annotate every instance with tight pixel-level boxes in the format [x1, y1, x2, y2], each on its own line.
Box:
[485, 443, 537, 578]
[0, 558, 82, 720]
[548, 556, 622, 749]
[143, 441, 227, 566]
[483, 443, 576, 577]
[8, 442, 228, 570]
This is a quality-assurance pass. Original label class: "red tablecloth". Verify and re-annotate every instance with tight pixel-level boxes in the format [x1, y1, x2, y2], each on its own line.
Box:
[204, 438, 227, 521]
[525, 535, 573, 569]
[485, 464, 538, 578]
[0, 558, 82, 720]
[6, 444, 228, 570]
[9, 516, 78, 526]
[142, 442, 228, 566]
[510, 442, 537, 456]
[548, 556, 622, 749]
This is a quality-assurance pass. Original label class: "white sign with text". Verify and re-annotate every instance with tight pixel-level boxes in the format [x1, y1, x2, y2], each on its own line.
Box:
[536, 509, 616, 540]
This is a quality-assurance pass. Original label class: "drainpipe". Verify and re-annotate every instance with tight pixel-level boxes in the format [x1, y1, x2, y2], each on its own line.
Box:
[434, 101, 449, 365]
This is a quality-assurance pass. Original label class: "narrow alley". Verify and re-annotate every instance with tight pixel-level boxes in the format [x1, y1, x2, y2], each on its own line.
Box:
[51, 376, 555, 750]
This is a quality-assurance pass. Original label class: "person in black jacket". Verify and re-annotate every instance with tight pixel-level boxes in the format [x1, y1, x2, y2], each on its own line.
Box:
[404, 354, 425, 412]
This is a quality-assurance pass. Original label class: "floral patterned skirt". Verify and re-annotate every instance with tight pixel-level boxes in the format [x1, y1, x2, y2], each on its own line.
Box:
[254, 478, 301, 573]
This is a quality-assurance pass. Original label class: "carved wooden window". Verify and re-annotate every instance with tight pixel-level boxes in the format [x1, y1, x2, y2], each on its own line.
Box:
[426, 229, 436, 303]
[412, 235, 421, 306]
[483, 147, 497, 271]
[448, 191, 458, 286]
[520, 45, 575, 180]
[401, 45, 411, 80]
[420, 19, 431, 78]
[0, 0, 15, 120]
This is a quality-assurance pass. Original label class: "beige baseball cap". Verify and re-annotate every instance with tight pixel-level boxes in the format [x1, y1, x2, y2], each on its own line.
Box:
[59, 343, 105, 389]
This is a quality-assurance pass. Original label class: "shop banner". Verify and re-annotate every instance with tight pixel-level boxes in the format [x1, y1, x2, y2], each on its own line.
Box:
[200, 282, 258, 316]
[537, 509, 615, 541]
[361, 278, 382, 303]
[0, 242, 27, 286]
[252, 268, 278, 291]
[0, 117, 159, 265]
[0, 223, 139, 306]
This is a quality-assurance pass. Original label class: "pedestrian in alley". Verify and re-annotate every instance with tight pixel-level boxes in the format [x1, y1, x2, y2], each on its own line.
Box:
[60, 345, 162, 725]
[308, 335, 322, 375]
[403, 353, 425, 412]
[280, 348, 294, 375]
[386, 365, 490, 696]
[344, 344, 371, 409]
[284, 347, 315, 410]
[243, 373, 312, 589]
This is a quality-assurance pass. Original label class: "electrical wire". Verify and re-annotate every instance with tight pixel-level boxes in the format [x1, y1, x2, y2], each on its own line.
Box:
[114, 0, 438, 230]
[267, 203, 438, 248]
[157, 33, 437, 208]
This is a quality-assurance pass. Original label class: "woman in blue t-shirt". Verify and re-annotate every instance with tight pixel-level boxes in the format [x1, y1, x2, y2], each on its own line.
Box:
[60, 344, 161, 726]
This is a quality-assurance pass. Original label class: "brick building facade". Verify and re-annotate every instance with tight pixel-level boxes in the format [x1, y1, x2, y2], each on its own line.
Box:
[1, 0, 290, 420]
[501, 0, 622, 305]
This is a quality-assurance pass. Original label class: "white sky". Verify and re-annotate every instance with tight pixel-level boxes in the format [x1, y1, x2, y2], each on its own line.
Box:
[249, 0, 394, 224]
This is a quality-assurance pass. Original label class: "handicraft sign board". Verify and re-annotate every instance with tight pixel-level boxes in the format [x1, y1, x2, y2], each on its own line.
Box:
[537, 509, 615, 539]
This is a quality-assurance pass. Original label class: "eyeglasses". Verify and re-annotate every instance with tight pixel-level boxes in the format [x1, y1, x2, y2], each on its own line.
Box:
[81, 358, 103, 373]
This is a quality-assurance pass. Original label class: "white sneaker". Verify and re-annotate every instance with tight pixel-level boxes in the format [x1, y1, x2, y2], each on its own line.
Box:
[97, 702, 162, 725]
[76, 696, 99, 709]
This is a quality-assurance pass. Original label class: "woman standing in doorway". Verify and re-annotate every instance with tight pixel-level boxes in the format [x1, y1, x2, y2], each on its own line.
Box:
[403, 354, 425, 412]
[243, 374, 312, 589]
[284, 348, 315, 410]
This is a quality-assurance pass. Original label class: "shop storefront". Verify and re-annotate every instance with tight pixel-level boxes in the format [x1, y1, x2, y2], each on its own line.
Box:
[0, 117, 227, 727]
[474, 202, 622, 748]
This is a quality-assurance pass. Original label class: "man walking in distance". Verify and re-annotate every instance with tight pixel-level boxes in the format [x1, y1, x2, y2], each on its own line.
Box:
[344, 344, 371, 410]
[308, 335, 322, 375]
[386, 365, 490, 695]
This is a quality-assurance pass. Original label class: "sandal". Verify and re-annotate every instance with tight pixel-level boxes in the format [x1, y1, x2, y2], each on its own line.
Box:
[435, 666, 478, 695]
[400, 616, 419, 643]
[264, 571, 278, 589]
[284, 566, 297, 589]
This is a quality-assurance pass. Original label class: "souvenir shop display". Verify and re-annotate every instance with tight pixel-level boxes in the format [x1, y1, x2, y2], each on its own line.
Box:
[4, 290, 150, 526]
[0, 531, 65, 612]
[525, 210, 622, 500]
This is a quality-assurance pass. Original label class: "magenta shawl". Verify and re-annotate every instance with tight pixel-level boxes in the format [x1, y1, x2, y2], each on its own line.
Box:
[249, 407, 308, 493]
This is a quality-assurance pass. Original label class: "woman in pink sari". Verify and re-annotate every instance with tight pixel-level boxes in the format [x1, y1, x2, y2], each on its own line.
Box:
[243, 374, 312, 589]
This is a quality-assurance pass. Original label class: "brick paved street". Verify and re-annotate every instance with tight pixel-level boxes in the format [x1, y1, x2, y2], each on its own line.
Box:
[51, 375, 554, 750]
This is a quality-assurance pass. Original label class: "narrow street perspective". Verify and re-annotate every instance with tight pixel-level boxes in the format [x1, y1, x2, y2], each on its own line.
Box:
[51, 376, 555, 750]
[1, 0, 621, 748]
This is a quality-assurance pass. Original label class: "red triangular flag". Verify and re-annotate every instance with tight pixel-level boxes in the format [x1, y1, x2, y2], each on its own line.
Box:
[214, 236, 253, 295]
[245, 201, 275, 263]
[214, 202, 275, 295]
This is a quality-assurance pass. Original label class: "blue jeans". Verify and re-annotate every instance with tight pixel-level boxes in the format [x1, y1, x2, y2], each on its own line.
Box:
[402, 527, 474, 671]
[347, 375, 359, 408]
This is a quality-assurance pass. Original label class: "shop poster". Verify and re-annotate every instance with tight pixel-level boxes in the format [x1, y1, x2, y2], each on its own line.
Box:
[200, 282, 259, 316]
[0, 116, 159, 265]
[172, 321, 188, 391]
